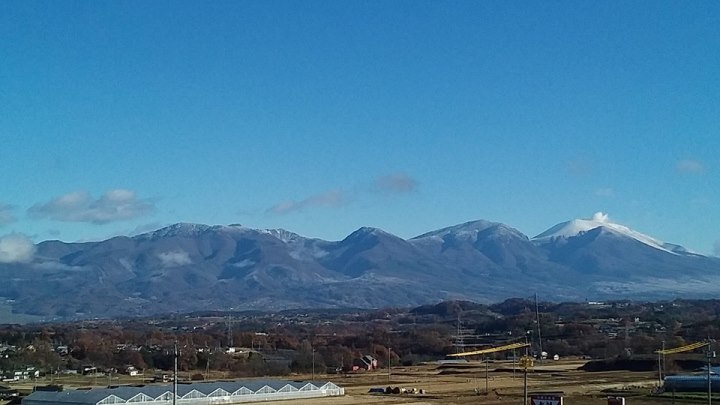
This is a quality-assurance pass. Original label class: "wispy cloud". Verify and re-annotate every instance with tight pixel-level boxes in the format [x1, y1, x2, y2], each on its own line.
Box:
[129, 222, 165, 236]
[157, 250, 192, 267]
[267, 189, 346, 215]
[0, 203, 16, 226]
[267, 172, 420, 215]
[676, 159, 705, 174]
[0, 233, 36, 263]
[374, 173, 418, 194]
[594, 188, 614, 197]
[28, 189, 155, 224]
[32, 261, 85, 271]
[714, 240, 720, 257]
[565, 158, 593, 177]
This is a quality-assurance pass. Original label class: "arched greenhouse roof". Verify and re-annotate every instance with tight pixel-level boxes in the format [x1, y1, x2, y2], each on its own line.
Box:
[22, 380, 344, 405]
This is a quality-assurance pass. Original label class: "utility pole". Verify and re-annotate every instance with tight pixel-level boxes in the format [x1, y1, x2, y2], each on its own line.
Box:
[226, 317, 234, 348]
[523, 366, 528, 405]
[387, 346, 391, 383]
[522, 334, 531, 405]
[312, 348, 316, 381]
[708, 344, 713, 405]
[485, 357, 489, 394]
[657, 340, 666, 385]
[535, 294, 543, 363]
[662, 340, 666, 379]
[173, 341, 178, 405]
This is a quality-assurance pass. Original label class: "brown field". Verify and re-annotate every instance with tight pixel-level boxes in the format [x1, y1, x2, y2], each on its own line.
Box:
[3, 360, 715, 404]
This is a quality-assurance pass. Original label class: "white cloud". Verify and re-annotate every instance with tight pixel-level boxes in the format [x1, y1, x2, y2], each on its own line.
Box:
[591, 212, 610, 223]
[157, 250, 192, 267]
[0, 233, 36, 263]
[374, 173, 418, 194]
[0, 203, 16, 226]
[676, 159, 705, 174]
[594, 188, 614, 197]
[28, 189, 155, 224]
[714, 240, 720, 257]
[267, 189, 346, 215]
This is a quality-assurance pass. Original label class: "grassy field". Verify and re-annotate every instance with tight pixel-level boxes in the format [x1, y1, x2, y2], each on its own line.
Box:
[6, 360, 719, 404]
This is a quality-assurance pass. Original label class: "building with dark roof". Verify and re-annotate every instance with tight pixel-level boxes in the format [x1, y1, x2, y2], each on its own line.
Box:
[22, 379, 344, 405]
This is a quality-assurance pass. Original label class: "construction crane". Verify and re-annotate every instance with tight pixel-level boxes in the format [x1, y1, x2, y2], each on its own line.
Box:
[655, 341, 710, 384]
[655, 341, 708, 355]
[446, 342, 530, 357]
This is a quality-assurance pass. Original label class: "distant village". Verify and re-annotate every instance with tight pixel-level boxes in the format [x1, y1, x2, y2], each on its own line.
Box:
[2, 298, 719, 383]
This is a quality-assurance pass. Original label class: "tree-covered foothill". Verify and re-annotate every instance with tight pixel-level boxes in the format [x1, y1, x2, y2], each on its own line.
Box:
[1, 298, 719, 377]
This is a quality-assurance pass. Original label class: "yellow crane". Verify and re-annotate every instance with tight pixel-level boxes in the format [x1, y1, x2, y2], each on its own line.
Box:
[447, 342, 530, 357]
[655, 341, 710, 384]
[655, 341, 708, 355]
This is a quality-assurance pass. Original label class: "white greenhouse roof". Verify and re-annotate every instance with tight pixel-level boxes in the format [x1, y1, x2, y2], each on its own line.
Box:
[22, 380, 343, 405]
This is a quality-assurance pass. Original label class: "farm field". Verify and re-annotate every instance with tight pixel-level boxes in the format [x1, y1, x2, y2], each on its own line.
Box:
[6, 359, 713, 404]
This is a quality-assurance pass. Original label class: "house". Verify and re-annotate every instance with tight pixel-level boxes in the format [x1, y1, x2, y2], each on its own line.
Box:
[123, 366, 140, 376]
[351, 355, 378, 371]
[80, 365, 97, 375]
[0, 345, 16, 356]
[226, 347, 257, 357]
[1, 367, 39, 382]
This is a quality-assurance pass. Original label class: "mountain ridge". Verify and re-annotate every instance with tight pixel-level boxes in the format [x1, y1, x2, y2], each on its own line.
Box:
[2, 214, 719, 321]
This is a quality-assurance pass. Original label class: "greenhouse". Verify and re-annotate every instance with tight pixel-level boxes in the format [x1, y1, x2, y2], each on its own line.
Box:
[22, 380, 344, 405]
[664, 375, 720, 392]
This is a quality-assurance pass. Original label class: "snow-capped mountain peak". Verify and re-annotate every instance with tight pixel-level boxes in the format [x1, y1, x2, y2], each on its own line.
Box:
[533, 212, 686, 255]
[261, 228, 304, 243]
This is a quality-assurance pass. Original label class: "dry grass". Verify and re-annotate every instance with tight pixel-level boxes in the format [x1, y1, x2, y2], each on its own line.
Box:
[6, 359, 712, 404]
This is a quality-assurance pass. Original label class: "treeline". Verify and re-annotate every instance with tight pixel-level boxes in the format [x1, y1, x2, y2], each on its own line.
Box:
[2, 298, 720, 377]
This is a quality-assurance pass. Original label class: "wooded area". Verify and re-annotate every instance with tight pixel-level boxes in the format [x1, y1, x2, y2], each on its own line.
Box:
[2, 298, 720, 379]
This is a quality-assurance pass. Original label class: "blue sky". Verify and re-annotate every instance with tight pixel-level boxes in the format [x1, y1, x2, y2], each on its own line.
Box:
[1, 1, 719, 255]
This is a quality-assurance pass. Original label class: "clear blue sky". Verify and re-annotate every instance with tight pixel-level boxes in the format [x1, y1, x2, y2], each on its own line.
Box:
[1, 1, 718, 254]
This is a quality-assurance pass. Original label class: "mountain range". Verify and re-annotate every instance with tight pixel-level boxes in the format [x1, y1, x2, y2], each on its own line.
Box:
[1, 212, 719, 321]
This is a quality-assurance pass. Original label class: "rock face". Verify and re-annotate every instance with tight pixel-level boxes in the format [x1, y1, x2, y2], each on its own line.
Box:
[1, 217, 719, 320]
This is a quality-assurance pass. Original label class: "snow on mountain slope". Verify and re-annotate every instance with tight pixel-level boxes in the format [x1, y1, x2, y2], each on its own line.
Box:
[134, 223, 251, 240]
[410, 220, 525, 243]
[533, 212, 688, 255]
